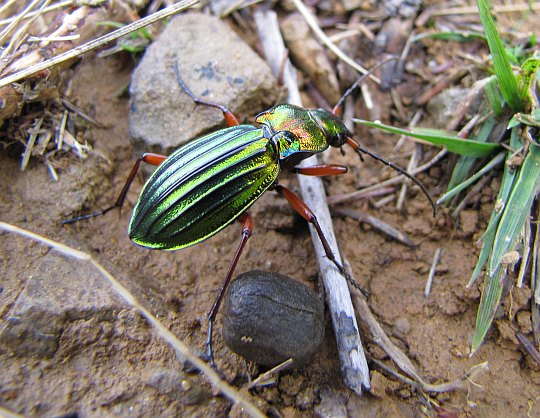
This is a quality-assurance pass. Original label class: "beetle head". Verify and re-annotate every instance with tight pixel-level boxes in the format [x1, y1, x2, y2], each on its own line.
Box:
[310, 108, 353, 148]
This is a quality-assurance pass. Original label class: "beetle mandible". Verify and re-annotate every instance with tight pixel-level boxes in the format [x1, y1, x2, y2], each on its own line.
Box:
[66, 62, 434, 365]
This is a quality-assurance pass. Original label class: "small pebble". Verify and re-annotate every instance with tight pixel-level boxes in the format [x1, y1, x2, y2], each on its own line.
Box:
[393, 317, 411, 338]
[222, 270, 324, 367]
[516, 311, 532, 333]
[143, 367, 208, 405]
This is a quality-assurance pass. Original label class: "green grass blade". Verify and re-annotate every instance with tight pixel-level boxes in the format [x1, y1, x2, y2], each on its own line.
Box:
[471, 267, 505, 354]
[446, 156, 477, 197]
[447, 116, 497, 192]
[438, 151, 506, 205]
[413, 31, 486, 43]
[469, 225, 497, 288]
[477, 0, 524, 111]
[516, 57, 540, 104]
[489, 141, 540, 277]
[484, 77, 504, 115]
[354, 120, 500, 157]
[509, 109, 540, 129]
[468, 128, 522, 287]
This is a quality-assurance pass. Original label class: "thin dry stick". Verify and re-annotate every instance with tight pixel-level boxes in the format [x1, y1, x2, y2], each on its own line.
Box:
[0, 0, 73, 26]
[425, 247, 441, 297]
[517, 221, 531, 288]
[333, 207, 416, 247]
[372, 194, 395, 208]
[0, 405, 27, 418]
[0, 0, 19, 16]
[328, 187, 395, 204]
[28, 34, 80, 42]
[0, 0, 42, 46]
[516, 332, 540, 366]
[290, 0, 379, 84]
[20, 117, 42, 171]
[371, 358, 489, 393]
[254, 9, 371, 394]
[61, 98, 102, 128]
[0, 0, 199, 87]
[396, 142, 421, 211]
[57, 108, 68, 152]
[1, 0, 52, 60]
[246, 358, 294, 389]
[0, 221, 265, 418]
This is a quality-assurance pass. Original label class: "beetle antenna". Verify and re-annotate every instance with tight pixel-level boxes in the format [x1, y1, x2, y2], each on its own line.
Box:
[345, 137, 436, 215]
[332, 56, 398, 116]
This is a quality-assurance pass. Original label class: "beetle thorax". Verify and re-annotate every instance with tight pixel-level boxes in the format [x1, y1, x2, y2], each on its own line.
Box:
[256, 104, 331, 161]
[309, 108, 352, 148]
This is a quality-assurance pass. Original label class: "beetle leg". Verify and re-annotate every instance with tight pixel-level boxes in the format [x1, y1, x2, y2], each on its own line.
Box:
[275, 184, 369, 298]
[172, 63, 240, 127]
[62, 153, 167, 224]
[206, 212, 253, 366]
[292, 164, 348, 176]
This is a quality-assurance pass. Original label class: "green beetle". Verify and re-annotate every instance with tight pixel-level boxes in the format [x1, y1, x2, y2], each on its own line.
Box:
[129, 104, 355, 250]
[66, 63, 433, 365]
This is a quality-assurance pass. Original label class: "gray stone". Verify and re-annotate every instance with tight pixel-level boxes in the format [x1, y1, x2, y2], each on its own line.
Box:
[12, 154, 111, 221]
[383, 0, 423, 18]
[426, 87, 468, 129]
[314, 387, 348, 418]
[0, 252, 124, 358]
[222, 270, 324, 367]
[143, 367, 209, 405]
[392, 317, 411, 338]
[129, 13, 278, 155]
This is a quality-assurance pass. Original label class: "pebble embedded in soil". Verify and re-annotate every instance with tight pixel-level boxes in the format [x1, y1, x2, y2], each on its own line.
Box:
[143, 367, 209, 405]
[426, 87, 470, 128]
[0, 252, 125, 358]
[314, 388, 347, 418]
[392, 317, 411, 338]
[129, 12, 278, 155]
[458, 209, 479, 238]
[369, 370, 392, 398]
[221, 270, 324, 367]
[516, 311, 532, 333]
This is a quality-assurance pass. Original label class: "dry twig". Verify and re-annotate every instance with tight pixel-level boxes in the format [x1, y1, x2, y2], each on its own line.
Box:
[333, 207, 416, 247]
[246, 358, 294, 389]
[425, 247, 441, 297]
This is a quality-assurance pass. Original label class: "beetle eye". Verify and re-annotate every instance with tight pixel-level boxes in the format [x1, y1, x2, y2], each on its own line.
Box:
[330, 133, 346, 147]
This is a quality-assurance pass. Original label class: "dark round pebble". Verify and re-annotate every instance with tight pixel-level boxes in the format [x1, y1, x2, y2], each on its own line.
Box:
[222, 270, 325, 367]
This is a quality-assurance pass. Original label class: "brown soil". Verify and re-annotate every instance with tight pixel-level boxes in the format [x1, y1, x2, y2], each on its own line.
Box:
[1, 10, 540, 418]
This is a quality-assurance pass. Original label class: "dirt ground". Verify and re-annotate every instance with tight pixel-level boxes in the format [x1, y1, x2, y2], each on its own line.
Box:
[1, 4, 540, 418]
